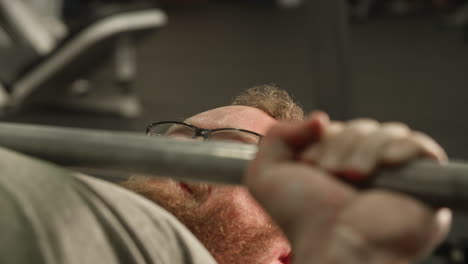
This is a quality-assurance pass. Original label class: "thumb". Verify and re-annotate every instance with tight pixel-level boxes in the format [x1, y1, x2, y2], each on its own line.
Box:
[245, 111, 329, 183]
[267, 111, 329, 154]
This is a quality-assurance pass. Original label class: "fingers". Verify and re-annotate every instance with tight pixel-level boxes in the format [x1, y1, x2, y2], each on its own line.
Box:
[248, 164, 357, 235]
[318, 119, 380, 171]
[321, 191, 445, 263]
[429, 208, 452, 250]
[299, 121, 344, 164]
[341, 122, 410, 174]
[246, 111, 329, 185]
[301, 118, 448, 178]
[264, 111, 329, 153]
[284, 189, 447, 264]
[246, 113, 450, 264]
[382, 131, 448, 164]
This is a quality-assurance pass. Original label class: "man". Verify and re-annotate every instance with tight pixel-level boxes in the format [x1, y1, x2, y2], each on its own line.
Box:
[0, 84, 451, 264]
[120, 84, 451, 264]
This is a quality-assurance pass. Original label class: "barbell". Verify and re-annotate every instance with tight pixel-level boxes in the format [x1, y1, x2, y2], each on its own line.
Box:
[0, 122, 466, 211]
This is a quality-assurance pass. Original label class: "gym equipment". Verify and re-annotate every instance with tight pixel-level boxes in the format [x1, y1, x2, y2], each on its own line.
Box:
[0, 121, 466, 212]
[0, 0, 167, 117]
[306, 0, 350, 120]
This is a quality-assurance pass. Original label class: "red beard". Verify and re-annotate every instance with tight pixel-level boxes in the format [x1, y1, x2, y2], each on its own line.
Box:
[120, 176, 290, 264]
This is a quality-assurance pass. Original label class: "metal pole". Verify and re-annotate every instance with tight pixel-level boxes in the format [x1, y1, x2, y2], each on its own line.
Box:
[0, 122, 467, 211]
[306, 0, 350, 120]
[0, 122, 255, 184]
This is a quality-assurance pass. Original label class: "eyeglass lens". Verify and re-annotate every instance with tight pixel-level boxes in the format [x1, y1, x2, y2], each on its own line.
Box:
[148, 123, 260, 144]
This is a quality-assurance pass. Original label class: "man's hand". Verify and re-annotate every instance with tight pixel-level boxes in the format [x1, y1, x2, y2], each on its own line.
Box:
[245, 112, 452, 264]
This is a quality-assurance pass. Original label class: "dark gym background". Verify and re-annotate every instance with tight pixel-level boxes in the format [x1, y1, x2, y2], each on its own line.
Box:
[4, 1, 467, 160]
[2, 1, 468, 261]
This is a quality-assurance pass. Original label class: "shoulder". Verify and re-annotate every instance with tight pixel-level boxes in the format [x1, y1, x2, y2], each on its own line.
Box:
[0, 147, 216, 264]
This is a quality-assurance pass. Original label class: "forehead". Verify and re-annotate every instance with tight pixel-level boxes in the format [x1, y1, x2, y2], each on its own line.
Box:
[185, 106, 277, 135]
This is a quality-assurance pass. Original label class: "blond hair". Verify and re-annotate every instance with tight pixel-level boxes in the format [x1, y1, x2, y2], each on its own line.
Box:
[231, 84, 304, 121]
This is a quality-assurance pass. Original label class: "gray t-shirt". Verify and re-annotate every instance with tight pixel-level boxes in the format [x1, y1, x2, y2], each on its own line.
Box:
[0, 147, 217, 264]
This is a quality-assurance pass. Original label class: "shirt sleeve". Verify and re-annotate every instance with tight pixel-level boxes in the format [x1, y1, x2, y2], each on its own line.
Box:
[0, 147, 217, 264]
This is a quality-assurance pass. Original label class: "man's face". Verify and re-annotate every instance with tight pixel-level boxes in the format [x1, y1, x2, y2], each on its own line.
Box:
[123, 106, 292, 264]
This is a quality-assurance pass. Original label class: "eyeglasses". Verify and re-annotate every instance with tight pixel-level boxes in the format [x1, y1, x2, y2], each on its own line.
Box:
[146, 121, 263, 144]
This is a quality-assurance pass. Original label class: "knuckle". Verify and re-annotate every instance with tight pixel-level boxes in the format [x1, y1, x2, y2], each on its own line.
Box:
[381, 122, 409, 132]
[347, 118, 378, 127]
[371, 123, 410, 140]
[345, 118, 379, 135]
[324, 122, 344, 138]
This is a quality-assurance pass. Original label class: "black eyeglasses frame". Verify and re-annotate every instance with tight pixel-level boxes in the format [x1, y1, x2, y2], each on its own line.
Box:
[146, 121, 263, 142]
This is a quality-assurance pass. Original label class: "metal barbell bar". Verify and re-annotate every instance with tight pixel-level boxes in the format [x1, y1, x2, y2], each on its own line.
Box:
[0, 122, 467, 211]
